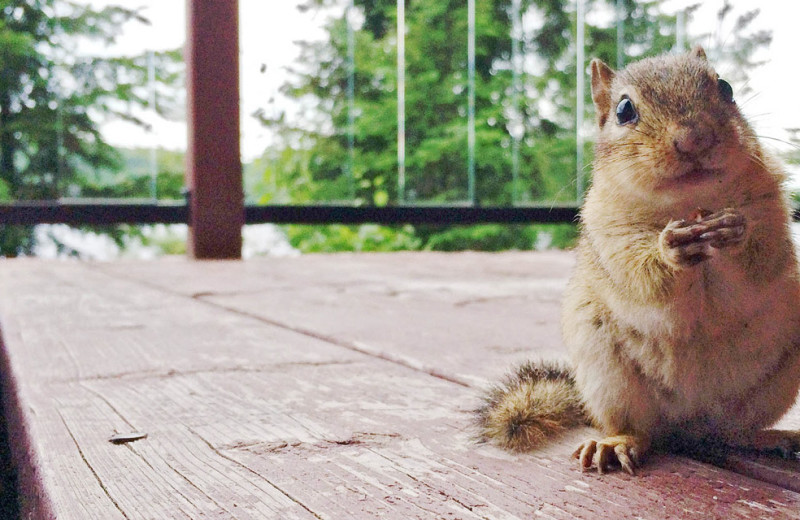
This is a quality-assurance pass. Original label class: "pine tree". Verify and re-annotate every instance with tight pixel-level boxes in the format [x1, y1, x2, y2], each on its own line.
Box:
[255, 0, 771, 251]
[0, 0, 182, 256]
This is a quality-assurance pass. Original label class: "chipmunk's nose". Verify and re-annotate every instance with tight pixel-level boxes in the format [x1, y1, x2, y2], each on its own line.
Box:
[672, 121, 716, 158]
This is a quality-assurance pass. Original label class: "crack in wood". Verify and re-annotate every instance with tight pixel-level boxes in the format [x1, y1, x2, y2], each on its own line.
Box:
[65, 360, 356, 385]
[188, 427, 325, 520]
[131, 444, 233, 519]
[77, 382, 138, 431]
[363, 445, 500, 519]
[219, 432, 404, 456]
[122, 445, 202, 519]
[194, 299, 477, 389]
[453, 294, 528, 308]
[88, 265, 476, 390]
[189, 286, 338, 299]
[56, 410, 132, 520]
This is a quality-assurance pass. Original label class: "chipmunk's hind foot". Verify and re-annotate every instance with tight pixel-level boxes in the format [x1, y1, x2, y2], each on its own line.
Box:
[573, 434, 649, 476]
[745, 429, 800, 460]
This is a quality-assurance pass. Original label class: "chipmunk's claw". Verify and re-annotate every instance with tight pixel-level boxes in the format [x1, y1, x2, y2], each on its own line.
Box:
[572, 435, 646, 475]
[660, 208, 746, 267]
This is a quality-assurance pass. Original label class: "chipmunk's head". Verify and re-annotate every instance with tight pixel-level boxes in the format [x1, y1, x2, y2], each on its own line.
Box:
[589, 46, 762, 203]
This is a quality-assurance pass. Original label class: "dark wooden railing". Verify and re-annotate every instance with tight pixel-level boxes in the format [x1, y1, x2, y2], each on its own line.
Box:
[0, 1, 582, 259]
[185, 0, 243, 259]
[178, 1, 581, 258]
[2, 1, 796, 259]
[0, 200, 579, 226]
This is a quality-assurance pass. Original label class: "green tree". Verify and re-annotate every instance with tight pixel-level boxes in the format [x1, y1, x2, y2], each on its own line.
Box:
[0, 0, 182, 256]
[79, 147, 185, 200]
[254, 0, 770, 252]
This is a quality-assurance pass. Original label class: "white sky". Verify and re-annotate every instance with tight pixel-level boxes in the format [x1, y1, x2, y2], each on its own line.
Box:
[85, 1, 326, 161]
[87, 0, 800, 180]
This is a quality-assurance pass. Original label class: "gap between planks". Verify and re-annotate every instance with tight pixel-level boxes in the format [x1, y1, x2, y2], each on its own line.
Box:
[86, 262, 479, 389]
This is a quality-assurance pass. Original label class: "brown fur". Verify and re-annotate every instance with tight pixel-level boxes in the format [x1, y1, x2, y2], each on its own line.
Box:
[479, 48, 800, 475]
[476, 361, 586, 451]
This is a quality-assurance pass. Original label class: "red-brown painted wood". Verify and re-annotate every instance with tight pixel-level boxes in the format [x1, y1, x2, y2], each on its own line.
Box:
[185, 0, 243, 259]
[2, 254, 800, 519]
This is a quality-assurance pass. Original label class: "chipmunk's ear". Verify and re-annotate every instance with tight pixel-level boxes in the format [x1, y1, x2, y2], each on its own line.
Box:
[690, 45, 707, 61]
[590, 59, 615, 128]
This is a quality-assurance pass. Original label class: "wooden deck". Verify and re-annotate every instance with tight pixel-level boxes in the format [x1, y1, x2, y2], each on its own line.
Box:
[1, 252, 800, 519]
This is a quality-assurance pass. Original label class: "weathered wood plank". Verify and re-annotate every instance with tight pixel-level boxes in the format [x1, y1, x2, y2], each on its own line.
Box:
[98, 253, 800, 491]
[1, 257, 800, 519]
[73, 359, 800, 519]
[0, 261, 360, 518]
[95, 252, 575, 386]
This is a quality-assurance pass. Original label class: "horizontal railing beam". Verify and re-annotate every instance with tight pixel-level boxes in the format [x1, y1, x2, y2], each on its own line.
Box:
[0, 202, 579, 225]
[4, 202, 800, 226]
[0, 201, 188, 225]
[244, 204, 580, 225]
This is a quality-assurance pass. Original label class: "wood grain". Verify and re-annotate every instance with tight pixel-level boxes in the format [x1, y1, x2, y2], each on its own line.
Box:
[0, 254, 799, 519]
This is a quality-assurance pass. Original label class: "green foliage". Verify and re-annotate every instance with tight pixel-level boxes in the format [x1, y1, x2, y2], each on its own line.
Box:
[137, 225, 187, 255]
[35, 145, 186, 258]
[149, 235, 186, 256]
[0, 1, 183, 256]
[251, 0, 771, 254]
[285, 222, 578, 253]
[546, 222, 580, 249]
[0, 226, 35, 256]
[287, 224, 421, 253]
[421, 223, 577, 251]
[77, 147, 185, 200]
[0, 178, 11, 201]
[423, 224, 537, 252]
[0, 1, 768, 256]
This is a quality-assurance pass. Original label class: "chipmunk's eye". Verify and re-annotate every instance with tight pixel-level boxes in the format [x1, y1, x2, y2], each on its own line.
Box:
[717, 79, 734, 103]
[616, 97, 638, 126]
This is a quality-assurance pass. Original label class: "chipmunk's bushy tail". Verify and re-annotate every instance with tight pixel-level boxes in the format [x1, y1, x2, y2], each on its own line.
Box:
[475, 361, 588, 452]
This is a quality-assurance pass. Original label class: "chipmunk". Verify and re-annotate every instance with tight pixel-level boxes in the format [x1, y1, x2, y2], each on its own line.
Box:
[477, 46, 800, 475]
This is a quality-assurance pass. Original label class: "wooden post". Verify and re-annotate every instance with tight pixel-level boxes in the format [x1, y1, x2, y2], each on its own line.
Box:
[185, 0, 243, 259]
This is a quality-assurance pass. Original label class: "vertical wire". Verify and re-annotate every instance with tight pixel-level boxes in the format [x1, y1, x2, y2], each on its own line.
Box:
[675, 8, 686, 53]
[616, 0, 624, 69]
[576, 0, 585, 202]
[148, 50, 158, 201]
[55, 100, 64, 199]
[467, 0, 476, 204]
[510, 0, 522, 204]
[396, 0, 406, 203]
[346, 0, 356, 201]
[53, 7, 64, 198]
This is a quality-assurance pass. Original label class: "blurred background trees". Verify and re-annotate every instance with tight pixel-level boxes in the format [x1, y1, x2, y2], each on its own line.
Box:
[0, 0, 773, 255]
[252, 0, 770, 252]
[0, 0, 182, 256]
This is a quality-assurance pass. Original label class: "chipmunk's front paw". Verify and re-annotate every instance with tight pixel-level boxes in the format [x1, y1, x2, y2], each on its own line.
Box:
[659, 208, 746, 267]
[572, 434, 648, 475]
